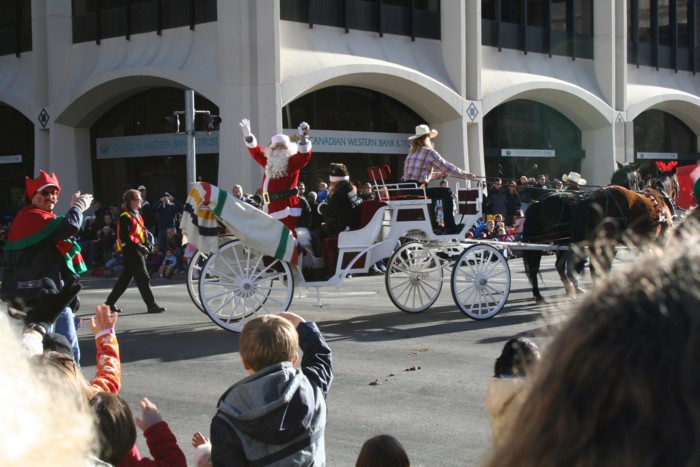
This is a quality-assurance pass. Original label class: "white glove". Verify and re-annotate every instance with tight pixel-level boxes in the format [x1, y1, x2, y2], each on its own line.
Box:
[298, 121, 310, 136]
[239, 118, 252, 138]
[71, 192, 93, 212]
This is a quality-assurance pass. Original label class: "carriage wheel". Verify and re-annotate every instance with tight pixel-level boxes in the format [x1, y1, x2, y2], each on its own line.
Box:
[450, 244, 510, 320]
[385, 241, 444, 313]
[186, 250, 209, 313]
[186, 235, 236, 314]
[198, 239, 294, 332]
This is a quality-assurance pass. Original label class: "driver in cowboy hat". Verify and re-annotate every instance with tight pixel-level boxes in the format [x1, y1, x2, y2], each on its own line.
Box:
[402, 124, 477, 235]
[562, 171, 587, 190]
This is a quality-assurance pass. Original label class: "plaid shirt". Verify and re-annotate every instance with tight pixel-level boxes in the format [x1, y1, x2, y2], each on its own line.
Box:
[402, 146, 465, 184]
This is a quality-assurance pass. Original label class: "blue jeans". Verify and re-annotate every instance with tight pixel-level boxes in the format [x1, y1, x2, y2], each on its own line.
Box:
[52, 307, 80, 364]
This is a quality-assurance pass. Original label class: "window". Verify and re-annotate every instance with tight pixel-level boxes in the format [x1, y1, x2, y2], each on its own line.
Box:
[482, 0, 593, 59]
[658, 0, 671, 47]
[281, 0, 440, 40]
[72, 0, 217, 44]
[0, 0, 32, 56]
[638, 0, 652, 44]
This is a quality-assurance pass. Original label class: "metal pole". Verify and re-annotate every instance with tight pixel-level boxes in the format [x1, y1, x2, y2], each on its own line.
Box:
[185, 90, 196, 189]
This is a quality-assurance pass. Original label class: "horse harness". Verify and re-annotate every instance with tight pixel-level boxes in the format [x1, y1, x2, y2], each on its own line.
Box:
[600, 187, 670, 233]
[648, 176, 678, 217]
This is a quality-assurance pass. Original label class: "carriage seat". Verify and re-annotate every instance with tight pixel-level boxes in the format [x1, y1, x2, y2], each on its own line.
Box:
[322, 199, 387, 276]
[367, 165, 426, 201]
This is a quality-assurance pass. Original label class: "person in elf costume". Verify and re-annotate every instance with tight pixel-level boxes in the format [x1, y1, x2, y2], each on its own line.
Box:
[1, 170, 93, 363]
[104, 189, 166, 314]
[239, 118, 312, 234]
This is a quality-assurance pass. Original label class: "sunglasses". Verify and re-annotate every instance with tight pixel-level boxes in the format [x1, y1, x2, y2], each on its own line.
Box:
[39, 189, 58, 197]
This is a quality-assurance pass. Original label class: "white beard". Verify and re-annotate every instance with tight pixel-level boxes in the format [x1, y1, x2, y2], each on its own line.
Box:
[265, 148, 291, 178]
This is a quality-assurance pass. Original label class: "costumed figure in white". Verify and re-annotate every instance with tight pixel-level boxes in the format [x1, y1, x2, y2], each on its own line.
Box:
[239, 118, 312, 234]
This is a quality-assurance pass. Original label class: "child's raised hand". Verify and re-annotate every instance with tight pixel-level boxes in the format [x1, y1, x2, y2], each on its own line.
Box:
[134, 397, 163, 432]
[90, 304, 117, 335]
[192, 431, 209, 448]
[277, 311, 306, 328]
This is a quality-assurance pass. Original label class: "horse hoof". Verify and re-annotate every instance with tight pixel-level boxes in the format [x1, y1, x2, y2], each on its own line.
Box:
[535, 297, 547, 305]
[574, 287, 586, 294]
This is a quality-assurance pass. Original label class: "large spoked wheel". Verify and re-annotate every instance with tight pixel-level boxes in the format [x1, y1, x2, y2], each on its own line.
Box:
[385, 241, 445, 313]
[451, 244, 511, 320]
[186, 235, 236, 314]
[187, 250, 209, 313]
[198, 239, 294, 332]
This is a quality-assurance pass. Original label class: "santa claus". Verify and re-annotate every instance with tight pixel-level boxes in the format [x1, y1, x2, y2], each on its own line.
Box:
[240, 118, 312, 233]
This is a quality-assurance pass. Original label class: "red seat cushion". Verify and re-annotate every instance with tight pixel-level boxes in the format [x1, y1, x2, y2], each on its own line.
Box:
[357, 200, 387, 229]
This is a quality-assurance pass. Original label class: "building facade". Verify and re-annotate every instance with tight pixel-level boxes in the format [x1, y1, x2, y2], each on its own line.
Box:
[0, 0, 698, 212]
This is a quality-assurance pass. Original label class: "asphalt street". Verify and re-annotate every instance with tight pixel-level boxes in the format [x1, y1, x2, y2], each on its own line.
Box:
[74, 254, 585, 466]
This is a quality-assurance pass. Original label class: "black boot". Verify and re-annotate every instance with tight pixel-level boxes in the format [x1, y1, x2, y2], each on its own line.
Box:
[147, 303, 166, 314]
[105, 303, 122, 313]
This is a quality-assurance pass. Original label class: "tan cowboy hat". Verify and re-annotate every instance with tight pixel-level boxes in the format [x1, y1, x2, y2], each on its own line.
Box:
[562, 171, 587, 185]
[408, 124, 438, 140]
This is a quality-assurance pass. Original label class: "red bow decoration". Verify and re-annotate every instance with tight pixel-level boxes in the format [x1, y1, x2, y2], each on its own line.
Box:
[655, 161, 678, 172]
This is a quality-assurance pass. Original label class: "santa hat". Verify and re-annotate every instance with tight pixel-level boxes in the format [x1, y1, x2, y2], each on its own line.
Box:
[267, 134, 297, 154]
[269, 134, 290, 147]
[25, 170, 61, 199]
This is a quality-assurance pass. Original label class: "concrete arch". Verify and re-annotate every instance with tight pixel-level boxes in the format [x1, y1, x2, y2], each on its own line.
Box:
[627, 94, 700, 137]
[0, 93, 35, 122]
[482, 79, 613, 131]
[280, 64, 463, 124]
[54, 69, 219, 128]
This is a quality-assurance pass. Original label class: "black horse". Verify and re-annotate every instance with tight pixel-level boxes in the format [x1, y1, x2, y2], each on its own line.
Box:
[522, 191, 589, 303]
[610, 161, 643, 191]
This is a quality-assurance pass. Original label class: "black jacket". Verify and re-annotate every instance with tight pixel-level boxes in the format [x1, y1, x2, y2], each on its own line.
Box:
[320, 182, 361, 238]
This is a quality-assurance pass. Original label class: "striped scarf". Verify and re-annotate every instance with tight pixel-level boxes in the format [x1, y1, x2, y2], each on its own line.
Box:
[181, 182, 298, 266]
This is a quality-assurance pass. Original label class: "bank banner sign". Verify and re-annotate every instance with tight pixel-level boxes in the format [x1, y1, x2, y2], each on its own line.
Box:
[0, 155, 22, 164]
[285, 130, 412, 154]
[501, 149, 556, 158]
[96, 133, 220, 159]
[97, 130, 412, 159]
[637, 152, 678, 160]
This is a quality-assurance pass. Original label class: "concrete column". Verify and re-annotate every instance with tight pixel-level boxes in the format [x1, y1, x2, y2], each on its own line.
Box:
[216, 0, 280, 191]
[467, 121, 485, 177]
[437, 118, 469, 173]
[34, 127, 50, 175]
[593, 0, 615, 107]
[614, 0, 628, 111]
[464, 0, 482, 101]
[49, 124, 93, 212]
[581, 125, 616, 186]
[440, 1, 466, 97]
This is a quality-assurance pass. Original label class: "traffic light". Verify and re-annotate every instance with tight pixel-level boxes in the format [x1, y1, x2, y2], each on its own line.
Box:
[163, 115, 180, 133]
[195, 113, 222, 132]
[205, 115, 222, 132]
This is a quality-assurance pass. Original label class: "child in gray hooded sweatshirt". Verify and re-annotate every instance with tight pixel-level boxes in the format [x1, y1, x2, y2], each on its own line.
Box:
[209, 312, 333, 466]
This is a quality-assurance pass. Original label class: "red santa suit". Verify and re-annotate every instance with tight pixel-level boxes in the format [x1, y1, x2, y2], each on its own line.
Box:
[245, 133, 312, 233]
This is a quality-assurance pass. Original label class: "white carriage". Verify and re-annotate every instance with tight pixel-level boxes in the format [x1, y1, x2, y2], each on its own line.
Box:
[182, 170, 512, 333]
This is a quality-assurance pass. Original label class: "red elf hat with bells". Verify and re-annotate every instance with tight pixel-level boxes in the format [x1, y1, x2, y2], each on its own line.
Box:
[25, 170, 61, 199]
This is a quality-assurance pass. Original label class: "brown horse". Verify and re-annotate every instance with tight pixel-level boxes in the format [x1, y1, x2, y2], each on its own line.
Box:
[571, 170, 677, 279]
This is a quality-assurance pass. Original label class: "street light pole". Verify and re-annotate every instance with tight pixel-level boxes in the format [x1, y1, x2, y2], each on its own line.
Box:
[185, 90, 196, 189]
